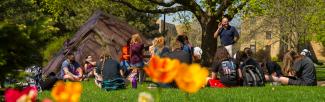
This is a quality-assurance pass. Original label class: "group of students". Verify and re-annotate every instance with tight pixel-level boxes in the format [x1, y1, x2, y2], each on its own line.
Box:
[59, 34, 203, 89]
[59, 34, 317, 91]
[210, 46, 317, 87]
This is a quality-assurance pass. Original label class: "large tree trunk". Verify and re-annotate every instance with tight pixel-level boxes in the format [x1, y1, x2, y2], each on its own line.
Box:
[200, 18, 218, 67]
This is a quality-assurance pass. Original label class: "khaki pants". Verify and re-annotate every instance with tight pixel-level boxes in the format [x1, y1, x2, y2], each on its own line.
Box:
[225, 45, 233, 57]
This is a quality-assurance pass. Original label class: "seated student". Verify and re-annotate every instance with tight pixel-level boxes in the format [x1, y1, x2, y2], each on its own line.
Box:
[164, 40, 191, 64]
[210, 47, 241, 87]
[176, 35, 192, 63]
[60, 53, 83, 81]
[236, 48, 265, 86]
[259, 50, 282, 77]
[193, 47, 203, 63]
[94, 53, 125, 88]
[153, 36, 170, 57]
[83, 56, 96, 78]
[155, 40, 191, 88]
[266, 50, 317, 86]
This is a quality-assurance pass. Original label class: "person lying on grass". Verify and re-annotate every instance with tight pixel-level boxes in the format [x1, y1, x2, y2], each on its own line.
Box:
[60, 52, 83, 81]
[94, 53, 125, 88]
[209, 46, 242, 87]
[265, 50, 317, 86]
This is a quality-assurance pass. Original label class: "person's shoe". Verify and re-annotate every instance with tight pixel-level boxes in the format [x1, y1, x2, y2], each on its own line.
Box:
[147, 84, 157, 89]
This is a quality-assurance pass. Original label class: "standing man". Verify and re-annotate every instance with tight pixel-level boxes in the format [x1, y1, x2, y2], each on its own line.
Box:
[214, 17, 240, 56]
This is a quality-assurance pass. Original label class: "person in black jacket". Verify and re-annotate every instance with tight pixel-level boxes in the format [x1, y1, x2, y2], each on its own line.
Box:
[259, 50, 283, 77]
[164, 40, 191, 64]
[266, 50, 317, 86]
[157, 40, 191, 88]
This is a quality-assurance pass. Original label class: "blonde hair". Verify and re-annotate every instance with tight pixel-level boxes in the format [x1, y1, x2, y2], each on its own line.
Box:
[131, 34, 142, 44]
[156, 36, 165, 48]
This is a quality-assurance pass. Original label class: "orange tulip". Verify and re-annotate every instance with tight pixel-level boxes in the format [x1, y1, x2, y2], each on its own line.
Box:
[144, 56, 181, 83]
[175, 64, 209, 93]
[51, 81, 82, 102]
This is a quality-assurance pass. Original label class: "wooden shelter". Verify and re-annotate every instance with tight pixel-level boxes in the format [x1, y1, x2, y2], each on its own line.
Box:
[43, 10, 148, 75]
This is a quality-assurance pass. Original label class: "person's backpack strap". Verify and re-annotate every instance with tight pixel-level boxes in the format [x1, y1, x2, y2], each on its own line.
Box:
[101, 56, 106, 75]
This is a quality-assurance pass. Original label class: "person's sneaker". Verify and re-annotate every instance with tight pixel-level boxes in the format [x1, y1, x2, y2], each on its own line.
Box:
[271, 82, 281, 86]
[147, 84, 157, 89]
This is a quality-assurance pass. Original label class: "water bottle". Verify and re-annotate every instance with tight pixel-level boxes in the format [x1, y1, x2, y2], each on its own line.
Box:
[132, 77, 137, 88]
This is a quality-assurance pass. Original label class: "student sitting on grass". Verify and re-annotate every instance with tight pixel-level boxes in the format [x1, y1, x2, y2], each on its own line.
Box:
[153, 36, 170, 57]
[164, 40, 191, 64]
[94, 53, 125, 88]
[210, 46, 241, 87]
[60, 53, 83, 81]
[155, 40, 191, 88]
[83, 55, 96, 78]
[236, 48, 265, 86]
[259, 50, 283, 77]
[265, 50, 317, 86]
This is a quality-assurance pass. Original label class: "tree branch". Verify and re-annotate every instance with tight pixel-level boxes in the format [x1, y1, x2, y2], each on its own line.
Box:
[109, 0, 188, 13]
[146, 0, 176, 7]
[215, 0, 233, 17]
[224, 0, 248, 21]
[176, 0, 208, 25]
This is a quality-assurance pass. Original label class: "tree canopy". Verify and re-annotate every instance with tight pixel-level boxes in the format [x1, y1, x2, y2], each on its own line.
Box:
[108, 0, 249, 65]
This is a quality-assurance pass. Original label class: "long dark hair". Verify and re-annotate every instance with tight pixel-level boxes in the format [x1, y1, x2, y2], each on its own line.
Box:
[214, 46, 231, 64]
[282, 50, 304, 75]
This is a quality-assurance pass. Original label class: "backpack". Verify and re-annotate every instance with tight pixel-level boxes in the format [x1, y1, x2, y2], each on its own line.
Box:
[220, 60, 237, 81]
[102, 78, 126, 91]
[242, 65, 265, 86]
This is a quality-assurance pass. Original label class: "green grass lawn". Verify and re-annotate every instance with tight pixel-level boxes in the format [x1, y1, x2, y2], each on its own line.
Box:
[38, 67, 325, 102]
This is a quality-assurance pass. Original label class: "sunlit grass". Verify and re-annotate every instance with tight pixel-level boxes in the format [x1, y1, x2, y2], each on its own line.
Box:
[38, 67, 325, 102]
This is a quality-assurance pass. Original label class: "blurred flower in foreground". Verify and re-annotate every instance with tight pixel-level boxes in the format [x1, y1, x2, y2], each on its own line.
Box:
[51, 81, 82, 102]
[144, 56, 181, 83]
[138, 92, 154, 102]
[5, 86, 38, 102]
[175, 64, 209, 93]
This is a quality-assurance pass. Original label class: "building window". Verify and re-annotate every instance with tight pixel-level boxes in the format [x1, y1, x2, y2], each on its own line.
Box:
[266, 31, 272, 39]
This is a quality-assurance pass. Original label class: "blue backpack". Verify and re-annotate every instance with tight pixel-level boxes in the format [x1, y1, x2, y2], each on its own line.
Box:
[220, 60, 237, 80]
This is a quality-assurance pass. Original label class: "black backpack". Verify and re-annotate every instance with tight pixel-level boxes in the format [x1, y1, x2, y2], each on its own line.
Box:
[242, 64, 265, 86]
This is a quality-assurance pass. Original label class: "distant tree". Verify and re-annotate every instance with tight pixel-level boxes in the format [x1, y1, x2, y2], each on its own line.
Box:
[245, 0, 325, 54]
